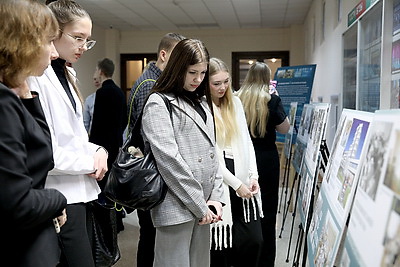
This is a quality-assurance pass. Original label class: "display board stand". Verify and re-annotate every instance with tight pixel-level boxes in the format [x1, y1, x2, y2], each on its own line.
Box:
[278, 143, 294, 215]
[282, 141, 329, 267]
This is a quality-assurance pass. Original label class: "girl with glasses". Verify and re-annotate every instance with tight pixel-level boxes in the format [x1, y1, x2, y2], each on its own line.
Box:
[0, 0, 67, 266]
[27, 0, 107, 266]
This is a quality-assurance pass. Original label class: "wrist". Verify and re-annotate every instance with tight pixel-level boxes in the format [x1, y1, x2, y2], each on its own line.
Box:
[96, 146, 108, 155]
[20, 91, 33, 99]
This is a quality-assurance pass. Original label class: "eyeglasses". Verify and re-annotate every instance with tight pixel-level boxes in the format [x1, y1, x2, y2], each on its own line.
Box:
[60, 30, 96, 50]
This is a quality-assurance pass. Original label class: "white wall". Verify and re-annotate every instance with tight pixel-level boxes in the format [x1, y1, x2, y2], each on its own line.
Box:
[75, 26, 306, 98]
[120, 27, 305, 68]
[73, 24, 106, 99]
[303, 0, 360, 147]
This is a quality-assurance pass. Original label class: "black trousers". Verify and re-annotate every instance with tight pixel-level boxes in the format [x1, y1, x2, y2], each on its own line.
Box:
[58, 203, 95, 267]
[211, 157, 263, 267]
[255, 149, 280, 267]
[137, 209, 156, 267]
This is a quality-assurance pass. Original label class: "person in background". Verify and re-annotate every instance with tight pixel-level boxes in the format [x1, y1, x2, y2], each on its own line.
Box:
[0, 0, 67, 266]
[83, 73, 101, 134]
[141, 39, 224, 267]
[27, 0, 108, 266]
[127, 32, 185, 133]
[237, 62, 290, 267]
[126, 32, 185, 267]
[89, 58, 127, 232]
[208, 58, 263, 267]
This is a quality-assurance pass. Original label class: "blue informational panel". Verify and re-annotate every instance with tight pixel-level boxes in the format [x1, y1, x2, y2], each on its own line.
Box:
[273, 64, 316, 143]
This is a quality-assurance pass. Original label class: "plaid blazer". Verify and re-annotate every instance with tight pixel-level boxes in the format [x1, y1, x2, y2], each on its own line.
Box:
[142, 93, 223, 227]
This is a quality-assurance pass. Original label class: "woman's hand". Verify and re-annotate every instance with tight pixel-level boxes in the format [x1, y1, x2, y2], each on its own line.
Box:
[57, 209, 67, 228]
[207, 200, 223, 223]
[198, 209, 214, 225]
[249, 178, 259, 195]
[236, 183, 253, 199]
[199, 201, 223, 225]
[88, 147, 108, 181]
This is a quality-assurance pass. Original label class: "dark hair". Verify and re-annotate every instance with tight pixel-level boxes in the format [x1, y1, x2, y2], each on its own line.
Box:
[97, 58, 114, 78]
[157, 33, 186, 57]
[152, 39, 211, 107]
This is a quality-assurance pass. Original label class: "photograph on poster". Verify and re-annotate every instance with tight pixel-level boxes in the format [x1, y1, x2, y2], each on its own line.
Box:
[380, 197, 400, 267]
[304, 104, 330, 176]
[393, 0, 400, 35]
[337, 168, 357, 208]
[390, 77, 400, 108]
[313, 213, 339, 267]
[324, 110, 352, 183]
[358, 121, 393, 200]
[298, 104, 313, 142]
[298, 165, 314, 224]
[289, 102, 297, 127]
[309, 194, 324, 250]
[292, 141, 306, 173]
[284, 102, 298, 158]
[392, 39, 400, 73]
[384, 129, 400, 194]
[335, 118, 370, 207]
[323, 114, 371, 205]
[284, 133, 293, 159]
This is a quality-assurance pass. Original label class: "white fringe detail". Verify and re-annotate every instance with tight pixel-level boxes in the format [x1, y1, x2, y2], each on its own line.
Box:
[211, 194, 263, 250]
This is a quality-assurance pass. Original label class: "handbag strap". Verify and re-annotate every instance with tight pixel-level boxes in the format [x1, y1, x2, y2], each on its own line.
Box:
[127, 92, 172, 151]
[127, 78, 156, 137]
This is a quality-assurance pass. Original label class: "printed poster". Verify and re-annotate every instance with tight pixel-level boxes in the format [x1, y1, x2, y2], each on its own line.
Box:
[297, 103, 330, 227]
[292, 104, 313, 173]
[274, 64, 316, 143]
[303, 103, 330, 178]
[284, 102, 298, 159]
[307, 109, 373, 267]
[338, 110, 400, 267]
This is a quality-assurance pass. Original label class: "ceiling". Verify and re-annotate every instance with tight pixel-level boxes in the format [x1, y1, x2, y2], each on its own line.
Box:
[76, 0, 313, 31]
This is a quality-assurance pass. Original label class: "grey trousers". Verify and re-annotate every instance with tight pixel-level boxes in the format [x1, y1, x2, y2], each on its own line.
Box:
[153, 220, 210, 267]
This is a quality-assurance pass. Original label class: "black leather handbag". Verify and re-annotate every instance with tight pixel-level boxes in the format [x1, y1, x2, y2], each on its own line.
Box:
[87, 200, 120, 267]
[104, 93, 170, 210]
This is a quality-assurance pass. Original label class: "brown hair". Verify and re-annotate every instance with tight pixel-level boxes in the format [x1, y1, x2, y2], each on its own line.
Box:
[152, 39, 212, 108]
[0, 0, 58, 88]
[157, 33, 186, 56]
[97, 58, 115, 78]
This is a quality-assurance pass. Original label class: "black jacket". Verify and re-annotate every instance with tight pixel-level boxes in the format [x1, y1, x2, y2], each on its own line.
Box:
[89, 79, 127, 189]
[0, 83, 67, 267]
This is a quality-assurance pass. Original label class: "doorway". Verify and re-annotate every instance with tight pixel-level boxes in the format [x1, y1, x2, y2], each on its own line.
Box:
[120, 53, 157, 100]
[232, 51, 290, 90]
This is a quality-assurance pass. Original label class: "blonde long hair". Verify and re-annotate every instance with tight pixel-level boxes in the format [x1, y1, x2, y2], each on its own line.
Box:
[237, 62, 271, 138]
[209, 58, 238, 147]
[47, 0, 91, 104]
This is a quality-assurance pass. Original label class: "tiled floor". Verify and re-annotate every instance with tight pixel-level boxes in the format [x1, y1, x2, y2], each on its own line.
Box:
[113, 187, 304, 267]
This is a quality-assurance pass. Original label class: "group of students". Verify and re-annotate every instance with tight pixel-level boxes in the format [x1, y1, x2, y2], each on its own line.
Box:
[0, 0, 289, 267]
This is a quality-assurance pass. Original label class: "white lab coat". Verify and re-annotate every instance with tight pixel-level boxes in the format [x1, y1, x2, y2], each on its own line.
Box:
[27, 65, 101, 204]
